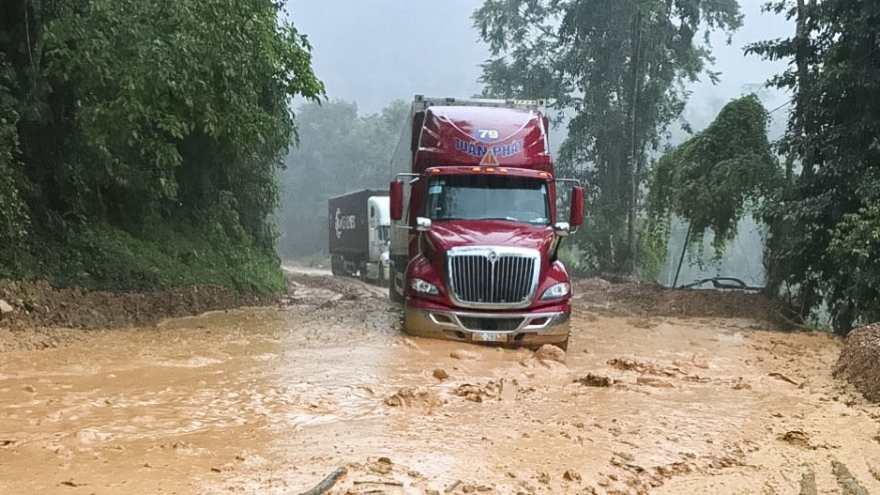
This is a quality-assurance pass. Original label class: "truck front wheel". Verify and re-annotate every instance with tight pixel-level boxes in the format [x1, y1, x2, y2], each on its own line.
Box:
[553, 333, 570, 352]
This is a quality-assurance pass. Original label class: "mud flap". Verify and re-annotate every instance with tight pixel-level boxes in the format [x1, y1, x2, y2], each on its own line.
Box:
[389, 261, 405, 303]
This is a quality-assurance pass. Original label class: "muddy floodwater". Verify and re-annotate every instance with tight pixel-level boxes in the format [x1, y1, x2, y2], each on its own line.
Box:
[1, 273, 879, 495]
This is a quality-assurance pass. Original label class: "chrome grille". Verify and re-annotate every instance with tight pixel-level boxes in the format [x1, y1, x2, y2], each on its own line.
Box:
[447, 247, 540, 308]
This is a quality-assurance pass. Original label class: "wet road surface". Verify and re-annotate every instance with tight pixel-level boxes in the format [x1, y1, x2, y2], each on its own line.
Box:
[1, 272, 879, 494]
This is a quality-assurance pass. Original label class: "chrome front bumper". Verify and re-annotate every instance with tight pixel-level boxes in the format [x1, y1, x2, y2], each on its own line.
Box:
[403, 305, 570, 347]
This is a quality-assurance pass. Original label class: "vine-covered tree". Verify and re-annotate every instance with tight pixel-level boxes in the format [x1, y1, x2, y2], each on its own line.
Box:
[747, 0, 880, 333]
[473, 0, 742, 275]
[0, 0, 324, 291]
[645, 94, 779, 278]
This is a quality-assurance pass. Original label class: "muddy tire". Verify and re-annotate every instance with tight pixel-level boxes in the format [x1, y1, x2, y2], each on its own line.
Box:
[330, 255, 343, 277]
[553, 334, 570, 352]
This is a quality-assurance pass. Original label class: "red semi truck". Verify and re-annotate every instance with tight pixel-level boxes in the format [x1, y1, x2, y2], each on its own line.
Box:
[388, 95, 584, 350]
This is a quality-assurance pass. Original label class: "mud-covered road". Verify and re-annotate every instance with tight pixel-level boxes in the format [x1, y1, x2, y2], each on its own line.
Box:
[1, 271, 879, 495]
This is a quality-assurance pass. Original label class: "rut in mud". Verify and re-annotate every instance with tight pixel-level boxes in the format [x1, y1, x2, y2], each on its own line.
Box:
[1, 270, 879, 495]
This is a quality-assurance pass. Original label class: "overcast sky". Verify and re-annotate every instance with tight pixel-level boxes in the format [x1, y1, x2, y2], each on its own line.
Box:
[288, 0, 793, 130]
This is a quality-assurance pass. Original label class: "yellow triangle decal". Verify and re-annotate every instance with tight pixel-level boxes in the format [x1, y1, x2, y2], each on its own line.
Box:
[479, 149, 499, 167]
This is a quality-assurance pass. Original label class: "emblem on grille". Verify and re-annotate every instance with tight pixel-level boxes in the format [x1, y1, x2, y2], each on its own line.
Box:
[487, 251, 498, 263]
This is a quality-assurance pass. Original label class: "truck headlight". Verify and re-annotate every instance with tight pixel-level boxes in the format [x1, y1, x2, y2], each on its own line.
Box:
[540, 282, 570, 300]
[410, 278, 440, 296]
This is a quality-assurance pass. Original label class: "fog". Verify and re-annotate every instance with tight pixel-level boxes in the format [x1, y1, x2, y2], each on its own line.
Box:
[280, 0, 794, 286]
[287, 0, 488, 114]
[289, 1, 790, 116]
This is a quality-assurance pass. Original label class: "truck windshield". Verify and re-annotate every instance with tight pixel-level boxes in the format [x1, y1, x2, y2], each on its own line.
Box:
[425, 175, 550, 225]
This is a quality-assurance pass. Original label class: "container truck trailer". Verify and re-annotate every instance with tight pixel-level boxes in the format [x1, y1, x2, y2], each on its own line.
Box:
[328, 189, 391, 282]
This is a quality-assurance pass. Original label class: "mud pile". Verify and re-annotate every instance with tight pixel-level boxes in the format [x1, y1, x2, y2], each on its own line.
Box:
[573, 277, 785, 325]
[833, 323, 880, 402]
[0, 279, 281, 331]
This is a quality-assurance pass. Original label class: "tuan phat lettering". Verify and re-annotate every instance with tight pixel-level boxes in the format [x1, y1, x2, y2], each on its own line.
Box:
[334, 208, 356, 239]
[454, 138, 523, 159]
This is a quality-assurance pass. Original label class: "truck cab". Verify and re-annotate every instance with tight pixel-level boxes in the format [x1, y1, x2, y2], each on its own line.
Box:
[388, 96, 584, 350]
[367, 195, 391, 280]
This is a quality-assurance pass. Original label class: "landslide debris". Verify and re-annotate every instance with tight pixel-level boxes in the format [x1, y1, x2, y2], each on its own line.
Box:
[454, 381, 502, 403]
[384, 387, 443, 410]
[574, 373, 613, 387]
[833, 323, 880, 403]
[573, 277, 784, 325]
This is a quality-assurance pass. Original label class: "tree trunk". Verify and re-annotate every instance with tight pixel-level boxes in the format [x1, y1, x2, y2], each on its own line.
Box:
[625, 10, 644, 275]
[795, 0, 817, 182]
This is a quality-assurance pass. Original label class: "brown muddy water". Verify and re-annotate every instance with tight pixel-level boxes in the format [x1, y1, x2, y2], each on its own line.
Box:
[1, 273, 879, 495]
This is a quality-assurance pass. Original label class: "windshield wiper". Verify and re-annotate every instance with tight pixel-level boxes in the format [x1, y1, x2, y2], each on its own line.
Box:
[479, 216, 524, 222]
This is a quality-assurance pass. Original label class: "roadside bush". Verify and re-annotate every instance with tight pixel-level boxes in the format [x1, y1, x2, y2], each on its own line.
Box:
[36, 221, 285, 293]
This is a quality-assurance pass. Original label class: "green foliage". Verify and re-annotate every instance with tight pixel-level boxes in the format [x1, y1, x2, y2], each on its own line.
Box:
[0, 53, 30, 270]
[40, 0, 323, 222]
[646, 95, 779, 258]
[21, 294, 38, 311]
[827, 201, 880, 326]
[0, 0, 324, 293]
[474, 0, 742, 275]
[635, 216, 668, 281]
[31, 220, 286, 293]
[557, 243, 590, 276]
[276, 99, 409, 258]
[748, 0, 880, 333]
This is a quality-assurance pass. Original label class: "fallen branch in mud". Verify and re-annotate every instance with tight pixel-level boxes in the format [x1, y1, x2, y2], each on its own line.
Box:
[775, 308, 809, 330]
[769, 372, 799, 385]
[610, 458, 645, 473]
[444, 480, 462, 493]
[298, 467, 347, 495]
[353, 480, 404, 486]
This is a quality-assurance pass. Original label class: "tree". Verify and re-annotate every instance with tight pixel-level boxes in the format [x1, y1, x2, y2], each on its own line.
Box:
[0, 53, 29, 273]
[645, 95, 779, 281]
[474, 0, 742, 275]
[0, 0, 324, 291]
[276, 100, 408, 258]
[747, 0, 880, 333]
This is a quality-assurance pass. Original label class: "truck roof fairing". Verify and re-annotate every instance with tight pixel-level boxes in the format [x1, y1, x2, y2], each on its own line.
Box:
[414, 106, 552, 174]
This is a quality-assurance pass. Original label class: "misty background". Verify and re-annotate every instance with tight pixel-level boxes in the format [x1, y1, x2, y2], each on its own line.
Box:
[277, 0, 792, 287]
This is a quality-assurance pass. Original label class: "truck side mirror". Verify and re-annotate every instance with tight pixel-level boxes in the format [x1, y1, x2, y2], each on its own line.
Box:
[569, 186, 585, 227]
[553, 222, 571, 237]
[415, 217, 432, 232]
[390, 181, 403, 221]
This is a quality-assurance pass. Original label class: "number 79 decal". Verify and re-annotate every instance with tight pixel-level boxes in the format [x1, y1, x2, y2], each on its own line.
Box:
[475, 129, 501, 142]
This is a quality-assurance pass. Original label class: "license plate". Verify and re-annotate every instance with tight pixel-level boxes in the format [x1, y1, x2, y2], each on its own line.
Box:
[472, 332, 507, 343]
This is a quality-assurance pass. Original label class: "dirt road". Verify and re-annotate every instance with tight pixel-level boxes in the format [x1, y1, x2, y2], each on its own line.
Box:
[1, 272, 878, 494]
